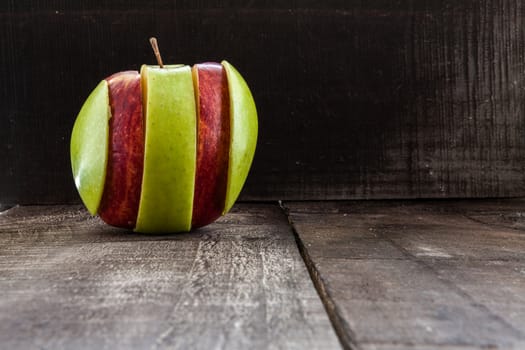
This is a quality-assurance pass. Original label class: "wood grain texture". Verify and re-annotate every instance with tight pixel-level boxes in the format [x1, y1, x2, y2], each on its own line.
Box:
[2, 1, 525, 204]
[286, 200, 525, 349]
[0, 203, 341, 349]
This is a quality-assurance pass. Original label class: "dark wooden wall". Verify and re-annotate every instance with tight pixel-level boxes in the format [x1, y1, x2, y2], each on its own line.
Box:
[1, 1, 525, 204]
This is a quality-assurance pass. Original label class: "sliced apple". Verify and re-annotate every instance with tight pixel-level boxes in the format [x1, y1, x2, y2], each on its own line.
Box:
[191, 63, 230, 228]
[98, 71, 144, 228]
[71, 48, 258, 233]
[70, 80, 110, 215]
[135, 65, 197, 233]
[221, 61, 258, 213]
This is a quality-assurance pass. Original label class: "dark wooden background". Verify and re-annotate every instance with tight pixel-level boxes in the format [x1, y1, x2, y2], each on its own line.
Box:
[2, 1, 525, 205]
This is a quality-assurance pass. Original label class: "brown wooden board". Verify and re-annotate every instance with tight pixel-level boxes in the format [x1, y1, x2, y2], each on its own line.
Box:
[2, 2, 525, 204]
[0, 204, 341, 349]
[285, 200, 525, 349]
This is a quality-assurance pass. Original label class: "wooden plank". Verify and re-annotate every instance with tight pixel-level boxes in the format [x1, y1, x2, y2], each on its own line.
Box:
[0, 204, 341, 349]
[2, 2, 525, 204]
[286, 200, 525, 349]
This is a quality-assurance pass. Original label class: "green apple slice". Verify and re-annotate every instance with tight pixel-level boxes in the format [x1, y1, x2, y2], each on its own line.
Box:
[70, 80, 111, 215]
[135, 65, 197, 233]
[221, 61, 258, 213]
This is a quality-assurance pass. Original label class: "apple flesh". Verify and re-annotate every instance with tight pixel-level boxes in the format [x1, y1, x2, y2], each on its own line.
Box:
[71, 61, 257, 233]
[98, 71, 144, 229]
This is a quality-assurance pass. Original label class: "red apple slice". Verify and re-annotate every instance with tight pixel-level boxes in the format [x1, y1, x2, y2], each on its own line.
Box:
[98, 71, 144, 228]
[191, 63, 230, 228]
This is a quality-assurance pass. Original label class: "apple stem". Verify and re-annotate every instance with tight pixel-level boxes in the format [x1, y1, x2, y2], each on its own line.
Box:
[149, 37, 164, 68]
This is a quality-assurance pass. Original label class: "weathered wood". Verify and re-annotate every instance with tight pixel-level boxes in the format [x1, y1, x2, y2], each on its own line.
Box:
[286, 200, 525, 349]
[2, 2, 525, 204]
[0, 204, 341, 349]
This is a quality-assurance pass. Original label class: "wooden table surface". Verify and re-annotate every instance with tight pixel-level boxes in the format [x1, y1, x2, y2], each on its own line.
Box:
[1, 200, 525, 349]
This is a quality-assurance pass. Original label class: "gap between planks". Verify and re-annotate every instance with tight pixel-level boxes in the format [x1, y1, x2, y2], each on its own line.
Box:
[279, 201, 358, 350]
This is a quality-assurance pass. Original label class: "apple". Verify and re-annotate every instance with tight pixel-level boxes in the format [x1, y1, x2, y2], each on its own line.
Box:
[70, 38, 257, 233]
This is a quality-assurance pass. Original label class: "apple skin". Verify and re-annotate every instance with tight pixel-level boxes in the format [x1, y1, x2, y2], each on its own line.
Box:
[70, 80, 110, 215]
[98, 71, 144, 229]
[71, 61, 257, 233]
[221, 61, 258, 214]
[191, 63, 230, 228]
